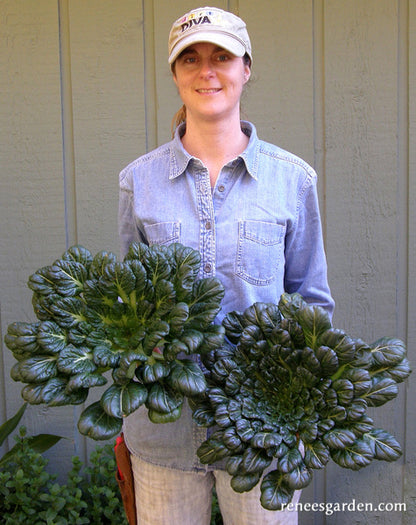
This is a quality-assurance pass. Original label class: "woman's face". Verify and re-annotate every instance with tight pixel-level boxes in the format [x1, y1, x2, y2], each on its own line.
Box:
[172, 42, 251, 124]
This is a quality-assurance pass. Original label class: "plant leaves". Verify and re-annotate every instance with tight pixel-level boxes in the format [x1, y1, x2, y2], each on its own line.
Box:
[65, 372, 107, 392]
[191, 278, 225, 307]
[342, 368, 372, 396]
[231, 472, 261, 493]
[260, 470, 294, 510]
[384, 357, 411, 383]
[101, 262, 136, 303]
[5, 322, 41, 353]
[48, 260, 88, 297]
[241, 447, 272, 473]
[282, 462, 312, 489]
[279, 447, 304, 473]
[93, 344, 121, 368]
[57, 344, 96, 375]
[50, 297, 86, 328]
[154, 279, 176, 315]
[44, 377, 88, 405]
[78, 401, 123, 440]
[303, 440, 330, 469]
[18, 355, 58, 383]
[21, 376, 88, 406]
[141, 361, 170, 383]
[295, 305, 332, 349]
[330, 439, 373, 470]
[318, 329, 356, 364]
[363, 376, 398, 407]
[89, 250, 117, 279]
[101, 382, 148, 418]
[62, 245, 93, 267]
[0, 433, 64, 468]
[37, 321, 67, 354]
[278, 292, 307, 320]
[370, 337, 406, 368]
[332, 379, 354, 406]
[148, 405, 182, 423]
[192, 401, 215, 427]
[197, 432, 230, 463]
[143, 248, 172, 284]
[251, 431, 282, 450]
[146, 383, 183, 414]
[0, 403, 27, 446]
[28, 266, 56, 295]
[168, 359, 207, 396]
[323, 428, 356, 449]
[363, 429, 402, 461]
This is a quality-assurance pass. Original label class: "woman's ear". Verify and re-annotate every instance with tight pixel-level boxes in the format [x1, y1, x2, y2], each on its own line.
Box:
[243, 66, 251, 84]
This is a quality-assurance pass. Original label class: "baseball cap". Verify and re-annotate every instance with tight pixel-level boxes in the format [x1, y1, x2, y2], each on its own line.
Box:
[168, 6, 252, 65]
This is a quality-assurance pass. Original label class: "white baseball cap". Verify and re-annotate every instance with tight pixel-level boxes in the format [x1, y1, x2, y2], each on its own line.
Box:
[168, 6, 252, 65]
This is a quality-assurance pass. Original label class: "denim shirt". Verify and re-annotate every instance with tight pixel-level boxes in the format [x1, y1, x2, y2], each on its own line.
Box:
[118, 121, 334, 471]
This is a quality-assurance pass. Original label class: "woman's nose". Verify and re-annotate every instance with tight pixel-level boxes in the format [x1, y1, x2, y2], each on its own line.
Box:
[199, 59, 215, 78]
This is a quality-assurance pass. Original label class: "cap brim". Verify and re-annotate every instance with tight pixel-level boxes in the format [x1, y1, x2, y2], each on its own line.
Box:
[168, 31, 246, 64]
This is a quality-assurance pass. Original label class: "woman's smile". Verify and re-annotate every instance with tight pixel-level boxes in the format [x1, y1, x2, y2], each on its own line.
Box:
[196, 88, 222, 94]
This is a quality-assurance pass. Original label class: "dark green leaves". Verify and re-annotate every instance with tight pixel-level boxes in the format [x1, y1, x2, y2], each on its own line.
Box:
[48, 261, 88, 297]
[57, 345, 96, 375]
[363, 429, 402, 461]
[168, 359, 207, 396]
[5, 242, 225, 440]
[101, 383, 148, 418]
[260, 471, 294, 510]
[78, 402, 123, 441]
[330, 439, 373, 470]
[17, 356, 58, 383]
[192, 292, 410, 511]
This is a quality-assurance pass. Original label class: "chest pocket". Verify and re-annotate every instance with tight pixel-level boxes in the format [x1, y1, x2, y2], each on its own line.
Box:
[144, 221, 181, 246]
[236, 220, 286, 286]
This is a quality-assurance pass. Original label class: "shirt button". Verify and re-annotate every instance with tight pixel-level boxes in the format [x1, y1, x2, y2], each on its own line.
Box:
[218, 185, 225, 192]
[204, 263, 212, 273]
[205, 221, 212, 230]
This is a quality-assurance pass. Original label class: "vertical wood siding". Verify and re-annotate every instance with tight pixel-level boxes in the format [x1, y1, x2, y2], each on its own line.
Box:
[1, 1, 414, 522]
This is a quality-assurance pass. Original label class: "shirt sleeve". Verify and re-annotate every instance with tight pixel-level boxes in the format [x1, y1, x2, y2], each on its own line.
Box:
[118, 170, 145, 259]
[283, 175, 335, 318]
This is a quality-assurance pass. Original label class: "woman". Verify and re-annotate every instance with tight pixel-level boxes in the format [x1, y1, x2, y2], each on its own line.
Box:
[118, 6, 334, 524]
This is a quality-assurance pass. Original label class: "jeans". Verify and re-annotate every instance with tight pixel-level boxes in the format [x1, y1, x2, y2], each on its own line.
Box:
[130, 454, 300, 524]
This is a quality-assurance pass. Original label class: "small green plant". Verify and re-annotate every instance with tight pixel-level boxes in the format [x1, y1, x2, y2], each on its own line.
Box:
[0, 402, 63, 468]
[0, 425, 128, 524]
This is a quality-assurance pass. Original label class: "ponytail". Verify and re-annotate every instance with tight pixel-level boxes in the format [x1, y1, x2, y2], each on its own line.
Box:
[171, 104, 186, 137]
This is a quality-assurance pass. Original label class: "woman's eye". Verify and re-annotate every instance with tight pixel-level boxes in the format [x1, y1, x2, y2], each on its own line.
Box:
[217, 54, 229, 62]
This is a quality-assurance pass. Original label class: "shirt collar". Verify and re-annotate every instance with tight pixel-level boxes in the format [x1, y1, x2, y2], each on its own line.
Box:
[169, 121, 259, 181]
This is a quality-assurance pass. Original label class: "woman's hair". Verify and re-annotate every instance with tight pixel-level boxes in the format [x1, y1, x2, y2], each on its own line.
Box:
[170, 53, 252, 137]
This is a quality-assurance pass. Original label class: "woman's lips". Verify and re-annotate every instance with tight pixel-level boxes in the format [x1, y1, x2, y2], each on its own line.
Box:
[196, 88, 222, 94]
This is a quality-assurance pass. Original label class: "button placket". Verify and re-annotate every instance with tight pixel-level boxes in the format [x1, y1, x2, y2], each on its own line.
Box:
[195, 169, 216, 277]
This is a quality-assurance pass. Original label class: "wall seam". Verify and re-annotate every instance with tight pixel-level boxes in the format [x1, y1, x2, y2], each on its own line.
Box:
[313, 0, 327, 243]
[397, 0, 409, 339]
[397, 1, 409, 522]
[142, 0, 158, 151]
[312, 2, 327, 523]
[58, 0, 77, 248]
